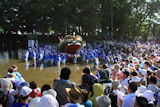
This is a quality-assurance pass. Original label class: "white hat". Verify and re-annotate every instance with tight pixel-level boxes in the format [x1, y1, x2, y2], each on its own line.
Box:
[138, 90, 155, 104]
[29, 97, 41, 107]
[42, 89, 57, 98]
[0, 78, 13, 94]
[139, 69, 147, 76]
[38, 94, 59, 107]
[129, 76, 141, 83]
[20, 86, 32, 97]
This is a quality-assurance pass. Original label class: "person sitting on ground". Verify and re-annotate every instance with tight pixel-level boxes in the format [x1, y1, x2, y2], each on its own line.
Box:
[53, 67, 74, 106]
[64, 86, 84, 107]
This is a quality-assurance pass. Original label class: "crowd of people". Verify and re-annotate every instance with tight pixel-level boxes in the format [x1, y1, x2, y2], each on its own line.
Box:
[24, 40, 132, 68]
[0, 41, 160, 107]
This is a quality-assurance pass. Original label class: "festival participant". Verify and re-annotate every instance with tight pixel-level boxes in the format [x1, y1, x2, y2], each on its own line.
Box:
[53, 67, 74, 105]
[73, 54, 77, 64]
[38, 50, 44, 62]
[86, 53, 89, 65]
[61, 53, 66, 66]
[57, 54, 61, 71]
[24, 50, 29, 62]
[57, 54, 61, 66]
[50, 53, 54, 66]
[82, 53, 86, 65]
[33, 50, 36, 67]
[93, 58, 100, 71]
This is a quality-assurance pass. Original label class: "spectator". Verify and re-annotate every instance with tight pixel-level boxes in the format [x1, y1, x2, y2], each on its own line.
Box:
[64, 86, 84, 107]
[0, 91, 5, 107]
[134, 96, 148, 107]
[53, 67, 74, 105]
[41, 84, 51, 95]
[112, 80, 124, 107]
[12, 87, 32, 107]
[79, 75, 90, 92]
[38, 94, 59, 107]
[28, 97, 40, 107]
[148, 75, 160, 93]
[112, 64, 123, 80]
[122, 82, 138, 107]
[80, 89, 92, 107]
[120, 70, 130, 93]
[89, 83, 104, 107]
[156, 69, 160, 88]
[29, 81, 41, 98]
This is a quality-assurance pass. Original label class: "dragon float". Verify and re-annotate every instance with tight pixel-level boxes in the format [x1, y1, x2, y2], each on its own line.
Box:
[58, 35, 86, 54]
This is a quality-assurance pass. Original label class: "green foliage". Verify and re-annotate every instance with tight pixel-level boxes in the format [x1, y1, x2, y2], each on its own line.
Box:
[0, 0, 160, 39]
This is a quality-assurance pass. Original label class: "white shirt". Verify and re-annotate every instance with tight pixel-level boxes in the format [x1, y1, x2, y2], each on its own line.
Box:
[122, 93, 136, 107]
[113, 89, 125, 107]
[147, 84, 160, 93]
[120, 78, 129, 93]
[135, 86, 147, 95]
